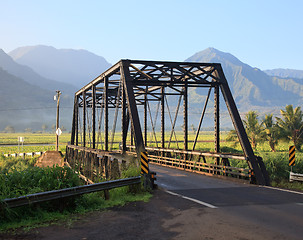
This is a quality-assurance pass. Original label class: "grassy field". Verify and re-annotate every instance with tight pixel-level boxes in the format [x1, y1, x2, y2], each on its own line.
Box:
[1, 131, 302, 188]
[0, 132, 70, 154]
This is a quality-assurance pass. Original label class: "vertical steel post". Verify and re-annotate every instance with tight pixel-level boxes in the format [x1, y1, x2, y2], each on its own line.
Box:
[120, 60, 145, 154]
[75, 95, 79, 146]
[144, 86, 148, 146]
[122, 82, 127, 152]
[71, 95, 77, 145]
[82, 91, 86, 147]
[104, 77, 109, 151]
[161, 87, 165, 150]
[183, 84, 188, 151]
[92, 85, 96, 149]
[214, 85, 220, 165]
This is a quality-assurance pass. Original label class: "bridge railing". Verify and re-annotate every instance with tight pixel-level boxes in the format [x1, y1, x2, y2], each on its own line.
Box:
[126, 145, 252, 182]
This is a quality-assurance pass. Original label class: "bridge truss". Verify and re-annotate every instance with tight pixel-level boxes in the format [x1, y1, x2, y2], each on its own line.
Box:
[69, 60, 270, 185]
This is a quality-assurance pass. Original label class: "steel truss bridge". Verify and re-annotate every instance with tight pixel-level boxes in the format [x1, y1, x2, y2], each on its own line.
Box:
[66, 60, 270, 186]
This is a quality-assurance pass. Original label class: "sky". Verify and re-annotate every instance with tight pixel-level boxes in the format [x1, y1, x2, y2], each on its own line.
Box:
[1, 0, 302, 70]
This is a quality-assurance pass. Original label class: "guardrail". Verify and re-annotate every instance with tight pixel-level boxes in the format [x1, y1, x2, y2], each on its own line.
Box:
[3, 152, 45, 158]
[1, 176, 141, 209]
[126, 145, 251, 181]
[289, 172, 303, 182]
[149, 154, 251, 179]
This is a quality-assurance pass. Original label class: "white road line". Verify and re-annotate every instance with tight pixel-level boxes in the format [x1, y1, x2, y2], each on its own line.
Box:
[165, 190, 218, 209]
[261, 185, 303, 195]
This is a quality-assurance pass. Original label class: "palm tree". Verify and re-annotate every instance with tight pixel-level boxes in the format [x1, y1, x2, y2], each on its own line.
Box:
[276, 105, 303, 151]
[262, 114, 279, 152]
[226, 111, 265, 150]
[226, 129, 238, 147]
[243, 111, 265, 150]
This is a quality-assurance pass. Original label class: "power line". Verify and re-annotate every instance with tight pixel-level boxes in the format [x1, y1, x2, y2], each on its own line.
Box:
[0, 107, 73, 112]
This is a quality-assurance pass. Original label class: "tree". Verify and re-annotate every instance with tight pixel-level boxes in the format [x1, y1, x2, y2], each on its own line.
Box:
[226, 111, 265, 150]
[226, 129, 238, 148]
[42, 124, 48, 133]
[262, 114, 279, 152]
[4, 125, 15, 133]
[24, 128, 32, 133]
[276, 105, 303, 151]
[243, 111, 265, 150]
[190, 124, 196, 134]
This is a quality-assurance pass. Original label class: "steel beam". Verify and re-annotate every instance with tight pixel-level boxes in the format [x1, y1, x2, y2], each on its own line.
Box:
[104, 77, 109, 151]
[121, 82, 127, 152]
[75, 95, 79, 146]
[120, 60, 145, 154]
[183, 84, 188, 151]
[71, 95, 77, 145]
[214, 85, 220, 165]
[144, 86, 148, 146]
[216, 66, 268, 185]
[92, 85, 96, 149]
[82, 91, 86, 147]
[161, 87, 165, 149]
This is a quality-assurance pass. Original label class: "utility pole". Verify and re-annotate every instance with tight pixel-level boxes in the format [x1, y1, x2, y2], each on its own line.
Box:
[54, 90, 61, 151]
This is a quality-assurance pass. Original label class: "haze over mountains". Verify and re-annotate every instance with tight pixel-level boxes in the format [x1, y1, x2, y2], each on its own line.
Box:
[0, 45, 303, 131]
[9, 45, 111, 88]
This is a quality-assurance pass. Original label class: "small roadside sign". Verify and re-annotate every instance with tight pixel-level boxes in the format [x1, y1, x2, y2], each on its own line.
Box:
[18, 137, 24, 143]
[56, 128, 62, 136]
[289, 146, 295, 166]
[140, 151, 149, 174]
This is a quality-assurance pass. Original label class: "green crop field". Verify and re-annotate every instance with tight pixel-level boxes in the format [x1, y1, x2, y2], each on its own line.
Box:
[0, 132, 70, 154]
[0, 131, 302, 189]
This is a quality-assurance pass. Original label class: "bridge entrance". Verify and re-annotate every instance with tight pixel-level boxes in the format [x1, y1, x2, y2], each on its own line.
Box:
[67, 60, 269, 186]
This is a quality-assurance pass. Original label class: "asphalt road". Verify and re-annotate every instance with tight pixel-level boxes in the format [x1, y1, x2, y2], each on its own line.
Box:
[150, 163, 303, 239]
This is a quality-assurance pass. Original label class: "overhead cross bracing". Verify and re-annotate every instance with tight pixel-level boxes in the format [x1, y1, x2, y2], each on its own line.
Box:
[70, 59, 270, 186]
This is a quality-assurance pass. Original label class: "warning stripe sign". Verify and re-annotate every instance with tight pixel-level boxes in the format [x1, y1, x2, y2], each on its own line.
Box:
[289, 146, 295, 166]
[141, 151, 149, 174]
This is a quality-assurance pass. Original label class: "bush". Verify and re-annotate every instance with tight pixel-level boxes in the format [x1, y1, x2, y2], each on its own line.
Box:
[0, 166, 82, 224]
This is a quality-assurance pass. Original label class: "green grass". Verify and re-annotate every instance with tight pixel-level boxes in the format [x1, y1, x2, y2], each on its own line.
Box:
[0, 132, 71, 145]
[0, 156, 151, 232]
[0, 132, 70, 154]
[0, 189, 152, 232]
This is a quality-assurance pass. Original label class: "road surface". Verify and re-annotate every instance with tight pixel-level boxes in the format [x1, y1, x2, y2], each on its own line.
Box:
[150, 164, 303, 239]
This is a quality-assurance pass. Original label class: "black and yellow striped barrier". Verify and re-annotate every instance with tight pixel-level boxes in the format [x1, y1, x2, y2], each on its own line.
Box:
[141, 151, 149, 174]
[289, 146, 295, 166]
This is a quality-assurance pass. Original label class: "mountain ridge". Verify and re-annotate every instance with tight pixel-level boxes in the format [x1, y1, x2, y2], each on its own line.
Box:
[185, 48, 303, 110]
[9, 45, 112, 88]
[0, 49, 77, 95]
[264, 68, 303, 79]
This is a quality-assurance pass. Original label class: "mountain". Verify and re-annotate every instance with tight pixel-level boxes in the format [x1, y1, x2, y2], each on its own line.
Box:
[9, 45, 112, 88]
[264, 68, 303, 79]
[185, 48, 303, 110]
[0, 67, 73, 131]
[0, 49, 77, 95]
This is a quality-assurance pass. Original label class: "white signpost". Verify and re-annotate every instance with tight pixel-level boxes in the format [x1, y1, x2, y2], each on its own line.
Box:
[18, 136, 24, 152]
